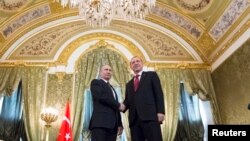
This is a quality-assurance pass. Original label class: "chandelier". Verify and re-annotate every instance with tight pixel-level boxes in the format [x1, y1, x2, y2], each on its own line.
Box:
[41, 107, 58, 128]
[56, 0, 156, 27]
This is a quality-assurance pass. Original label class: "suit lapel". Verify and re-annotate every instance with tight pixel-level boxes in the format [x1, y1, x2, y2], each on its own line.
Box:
[137, 72, 146, 91]
[129, 78, 134, 92]
[100, 79, 113, 98]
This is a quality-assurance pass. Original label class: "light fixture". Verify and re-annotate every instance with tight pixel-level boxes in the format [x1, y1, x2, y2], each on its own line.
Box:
[41, 107, 58, 128]
[55, 0, 156, 27]
[41, 107, 58, 141]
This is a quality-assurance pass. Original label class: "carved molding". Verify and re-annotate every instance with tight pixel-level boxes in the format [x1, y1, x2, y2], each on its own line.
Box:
[174, 0, 212, 13]
[0, 0, 29, 12]
[209, 21, 250, 63]
[111, 21, 195, 61]
[209, 0, 250, 41]
[56, 33, 143, 65]
[152, 5, 203, 40]
[9, 23, 84, 59]
[1, 3, 51, 39]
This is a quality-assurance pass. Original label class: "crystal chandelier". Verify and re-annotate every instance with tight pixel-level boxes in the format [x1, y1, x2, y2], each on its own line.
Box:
[56, 0, 156, 27]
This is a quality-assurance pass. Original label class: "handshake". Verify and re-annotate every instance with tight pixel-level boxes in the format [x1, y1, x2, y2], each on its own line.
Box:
[119, 103, 126, 112]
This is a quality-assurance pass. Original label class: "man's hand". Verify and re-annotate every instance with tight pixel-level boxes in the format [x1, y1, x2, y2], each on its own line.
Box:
[119, 103, 126, 112]
[157, 113, 165, 123]
[117, 126, 123, 135]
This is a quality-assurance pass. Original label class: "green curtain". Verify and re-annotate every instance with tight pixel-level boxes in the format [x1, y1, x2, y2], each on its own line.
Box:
[0, 67, 47, 141]
[0, 67, 21, 96]
[72, 46, 131, 140]
[0, 82, 27, 141]
[157, 68, 221, 140]
[21, 67, 47, 141]
[181, 69, 222, 124]
[174, 83, 204, 141]
[158, 69, 181, 141]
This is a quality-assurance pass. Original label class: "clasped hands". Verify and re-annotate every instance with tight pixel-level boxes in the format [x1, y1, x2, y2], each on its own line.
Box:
[119, 103, 126, 112]
[119, 103, 165, 123]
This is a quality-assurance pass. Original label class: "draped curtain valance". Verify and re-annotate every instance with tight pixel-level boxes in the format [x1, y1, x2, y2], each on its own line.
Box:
[181, 69, 221, 124]
[0, 67, 47, 141]
[158, 68, 222, 124]
[0, 67, 22, 96]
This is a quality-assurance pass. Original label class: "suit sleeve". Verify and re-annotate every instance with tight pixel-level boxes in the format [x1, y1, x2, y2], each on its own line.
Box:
[152, 72, 165, 114]
[122, 83, 130, 113]
[90, 79, 120, 111]
[118, 113, 123, 127]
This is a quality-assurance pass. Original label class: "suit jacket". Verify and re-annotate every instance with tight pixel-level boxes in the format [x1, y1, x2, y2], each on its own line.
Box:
[89, 79, 122, 130]
[123, 71, 165, 127]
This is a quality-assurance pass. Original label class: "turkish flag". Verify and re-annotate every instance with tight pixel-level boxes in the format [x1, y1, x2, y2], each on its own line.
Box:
[57, 101, 73, 141]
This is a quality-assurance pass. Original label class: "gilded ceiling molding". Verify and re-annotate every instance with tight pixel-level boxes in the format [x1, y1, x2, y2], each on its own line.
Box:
[0, 2, 206, 66]
[56, 32, 143, 65]
[206, 10, 250, 59]
[0, 62, 50, 67]
[0, 61, 211, 69]
[8, 22, 86, 60]
[111, 21, 195, 61]
[147, 17, 208, 62]
[0, 2, 205, 61]
[0, 0, 30, 12]
[150, 62, 211, 70]
[8, 22, 193, 61]
[1, 3, 51, 39]
[73, 40, 211, 70]
[75, 40, 132, 65]
[0, 3, 75, 58]
[209, 0, 250, 41]
[152, 4, 203, 40]
[209, 21, 250, 64]
[55, 33, 208, 70]
[0, 37, 210, 70]
[3, 19, 201, 64]
[197, 33, 216, 57]
[174, 0, 212, 13]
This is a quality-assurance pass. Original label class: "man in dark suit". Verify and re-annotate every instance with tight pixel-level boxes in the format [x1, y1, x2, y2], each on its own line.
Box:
[89, 64, 124, 141]
[122, 56, 165, 141]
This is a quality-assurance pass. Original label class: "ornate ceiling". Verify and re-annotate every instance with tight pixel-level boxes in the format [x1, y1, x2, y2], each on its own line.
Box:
[0, 0, 249, 72]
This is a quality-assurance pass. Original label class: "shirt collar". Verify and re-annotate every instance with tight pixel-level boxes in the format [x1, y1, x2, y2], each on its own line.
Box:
[134, 71, 143, 77]
[101, 78, 108, 83]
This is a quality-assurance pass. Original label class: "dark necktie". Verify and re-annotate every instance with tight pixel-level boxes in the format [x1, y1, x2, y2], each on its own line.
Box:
[134, 74, 140, 91]
[107, 82, 118, 102]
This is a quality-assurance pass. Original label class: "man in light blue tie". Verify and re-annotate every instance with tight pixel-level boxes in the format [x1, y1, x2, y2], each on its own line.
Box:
[89, 64, 124, 141]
